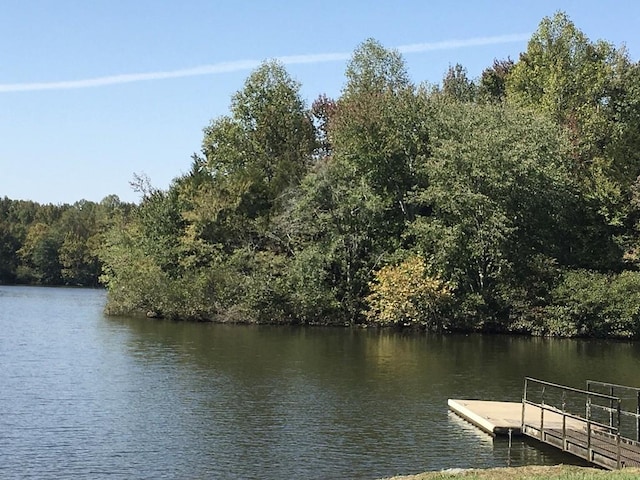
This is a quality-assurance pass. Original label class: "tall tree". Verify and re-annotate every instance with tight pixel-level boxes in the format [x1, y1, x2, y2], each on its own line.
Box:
[409, 100, 574, 326]
[506, 12, 624, 175]
[342, 38, 409, 98]
[441, 63, 476, 102]
[202, 60, 315, 220]
[332, 39, 428, 220]
[478, 58, 514, 102]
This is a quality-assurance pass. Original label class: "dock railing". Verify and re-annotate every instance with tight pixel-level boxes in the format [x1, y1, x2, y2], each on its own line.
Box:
[521, 377, 638, 469]
[587, 380, 640, 442]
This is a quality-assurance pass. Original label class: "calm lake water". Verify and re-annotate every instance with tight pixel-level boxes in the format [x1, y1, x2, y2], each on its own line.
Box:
[2, 286, 640, 479]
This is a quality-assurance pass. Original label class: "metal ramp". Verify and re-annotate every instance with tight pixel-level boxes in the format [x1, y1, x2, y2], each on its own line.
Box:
[522, 377, 640, 469]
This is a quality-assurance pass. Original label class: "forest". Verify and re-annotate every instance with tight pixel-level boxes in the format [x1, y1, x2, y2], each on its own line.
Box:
[0, 195, 134, 287]
[4, 12, 640, 338]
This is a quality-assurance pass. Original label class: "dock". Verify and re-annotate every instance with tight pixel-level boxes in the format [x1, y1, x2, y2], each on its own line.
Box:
[449, 378, 640, 470]
[448, 399, 581, 436]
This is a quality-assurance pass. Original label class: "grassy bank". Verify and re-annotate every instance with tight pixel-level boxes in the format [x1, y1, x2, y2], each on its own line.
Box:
[383, 465, 640, 480]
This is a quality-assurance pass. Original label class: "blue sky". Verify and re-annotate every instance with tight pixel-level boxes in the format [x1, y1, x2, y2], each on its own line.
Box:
[2, 0, 639, 205]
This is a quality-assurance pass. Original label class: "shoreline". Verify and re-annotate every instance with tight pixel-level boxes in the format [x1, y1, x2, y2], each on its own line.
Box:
[381, 465, 640, 479]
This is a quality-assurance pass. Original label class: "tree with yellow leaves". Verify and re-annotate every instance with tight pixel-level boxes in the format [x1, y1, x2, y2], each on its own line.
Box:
[365, 256, 452, 330]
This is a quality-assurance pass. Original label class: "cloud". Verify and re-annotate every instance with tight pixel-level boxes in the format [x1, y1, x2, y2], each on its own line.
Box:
[0, 34, 529, 93]
[396, 33, 530, 53]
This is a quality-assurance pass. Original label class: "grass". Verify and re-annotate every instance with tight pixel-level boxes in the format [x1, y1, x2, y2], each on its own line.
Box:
[382, 465, 640, 480]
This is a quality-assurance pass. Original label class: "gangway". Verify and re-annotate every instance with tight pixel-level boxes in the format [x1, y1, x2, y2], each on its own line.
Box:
[521, 377, 640, 469]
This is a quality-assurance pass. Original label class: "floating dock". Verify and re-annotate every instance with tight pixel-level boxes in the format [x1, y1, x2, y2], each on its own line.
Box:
[448, 399, 527, 436]
[448, 398, 583, 436]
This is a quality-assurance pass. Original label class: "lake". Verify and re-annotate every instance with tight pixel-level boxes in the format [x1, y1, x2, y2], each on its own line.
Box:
[2, 286, 640, 479]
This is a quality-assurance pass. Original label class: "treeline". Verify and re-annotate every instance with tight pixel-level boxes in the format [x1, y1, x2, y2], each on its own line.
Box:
[15, 12, 640, 338]
[0, 196, 134, 286]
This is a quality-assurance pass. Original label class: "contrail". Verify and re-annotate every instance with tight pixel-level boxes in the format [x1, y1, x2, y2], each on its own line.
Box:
[0, 33, 529, 93]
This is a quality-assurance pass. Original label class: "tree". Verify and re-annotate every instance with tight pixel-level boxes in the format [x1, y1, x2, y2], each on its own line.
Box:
[478, 58, 514, 102]
[310, 94, 337, 159]
[541, 270, 640, 338]
[17, 222, 62, 284]
[506, 12, 624, 176]
[202, 60, 316, 219]
[332, 40, 429, 223]
[441, 63, 476, 102]
[365, 256, 452, 329]
[279, 157, 390, 322]
[505, 11, 635, 270]
[409, 100, 573, 326]
[343, 38, 409, 98]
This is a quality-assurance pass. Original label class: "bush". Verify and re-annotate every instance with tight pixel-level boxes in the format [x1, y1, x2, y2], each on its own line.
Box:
[541, 270, 640, 338]
[365, 256, 452, 330]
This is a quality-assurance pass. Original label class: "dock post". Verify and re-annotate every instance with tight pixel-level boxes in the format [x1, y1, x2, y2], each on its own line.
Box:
[610, 385, 615, 429]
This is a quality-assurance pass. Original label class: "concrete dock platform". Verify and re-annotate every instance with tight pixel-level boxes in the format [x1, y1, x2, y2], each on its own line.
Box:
[448, 399, 524, 436]
[448, 399, 582, 436]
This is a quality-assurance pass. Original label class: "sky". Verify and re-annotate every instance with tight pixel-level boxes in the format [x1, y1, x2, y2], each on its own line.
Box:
[2, 1, 640, 205]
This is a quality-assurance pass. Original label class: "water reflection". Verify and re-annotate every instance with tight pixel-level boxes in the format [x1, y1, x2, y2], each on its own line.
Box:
[3, 286, 640, 479]
[106, 317, 635, 477]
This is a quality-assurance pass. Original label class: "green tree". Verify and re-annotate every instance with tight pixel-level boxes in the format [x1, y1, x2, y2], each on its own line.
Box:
[278, 157, 390, 322]
[275, 40, 431, 322]
[343, 38, 409, 98]
[506, 12, 629, 188]
[441, 63, 476, 102]
[332, 39, 429, 225]
[409, 100, 573, 327]
[202, 60, 315, 221]
[17, 222, 62, 284]
[541, 270, 640, 338]
[478, 58, 514, 102]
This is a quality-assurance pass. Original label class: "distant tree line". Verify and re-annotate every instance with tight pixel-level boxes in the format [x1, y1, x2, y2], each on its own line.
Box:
[0, 196, 134, 286]
[7, 13, 640, 338]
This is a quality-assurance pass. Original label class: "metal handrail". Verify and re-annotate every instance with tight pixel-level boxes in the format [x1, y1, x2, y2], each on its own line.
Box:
[525, 377, 620, 403]
[523, 399, 618, 432]
[588, 380, 640, 442]
[523, 377, 625, 468]
[588, 380, 640, 394]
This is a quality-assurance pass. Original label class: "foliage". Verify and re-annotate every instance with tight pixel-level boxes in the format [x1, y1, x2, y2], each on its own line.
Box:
[540, 270, 640, 338]
[201, 60, 315, 222]
[506, 11, 639, 228]
[409, 100, 573, 326]
[0, 196, 133, 286]
[365, 256, 452, 329]
[343, 38, 410, 98]
[478, 58, 514, 102]
[440, 63, 477, 102]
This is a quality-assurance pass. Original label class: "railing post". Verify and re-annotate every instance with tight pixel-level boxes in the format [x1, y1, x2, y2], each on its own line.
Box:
[562, 391, 567, 451]
[610, 386, 615, 429]
[586, 396, 592, 461]
[540, 385, 546, 440]
[522, 378, 527, 434]
[617, 398, 622, 469]
[637, 390, 640, 442]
